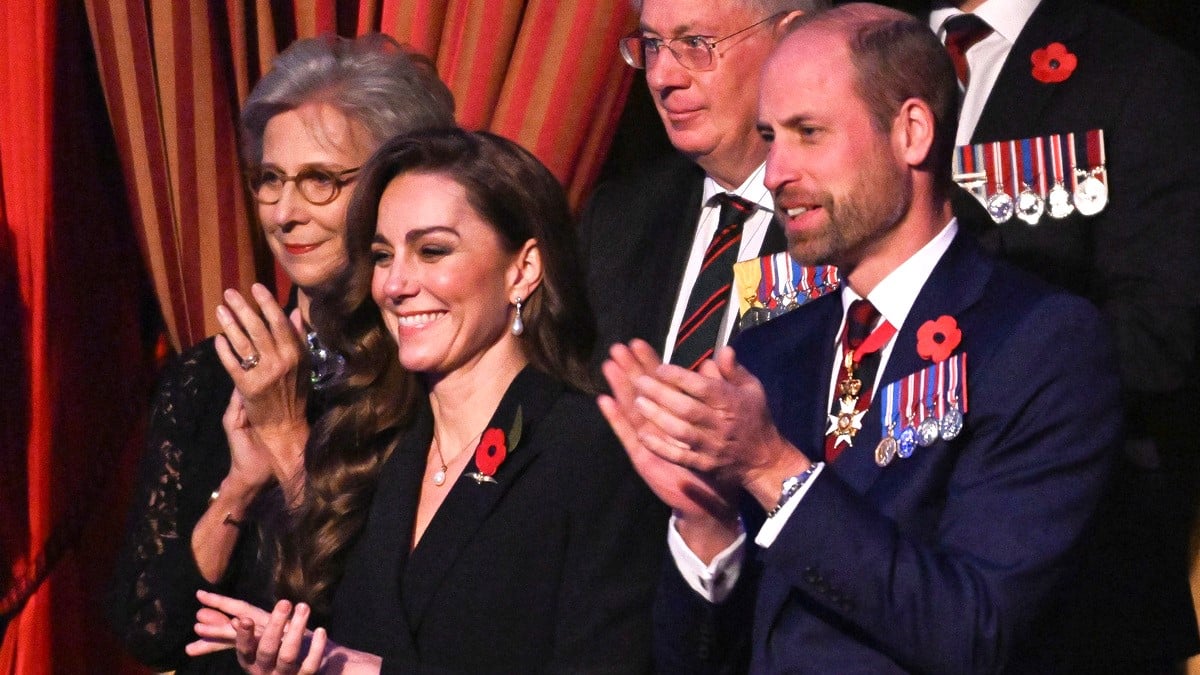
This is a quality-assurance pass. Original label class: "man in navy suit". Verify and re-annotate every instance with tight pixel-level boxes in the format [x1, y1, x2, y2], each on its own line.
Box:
[599, 4, 1122, 671]
[933, 0, 1200, 667]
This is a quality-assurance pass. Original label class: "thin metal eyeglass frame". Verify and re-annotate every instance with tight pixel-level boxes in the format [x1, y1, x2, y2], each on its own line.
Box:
[619, 12, 784, 72]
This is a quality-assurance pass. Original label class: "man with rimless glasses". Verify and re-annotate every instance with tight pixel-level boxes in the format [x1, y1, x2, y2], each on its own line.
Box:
[579, 0, 829, 372]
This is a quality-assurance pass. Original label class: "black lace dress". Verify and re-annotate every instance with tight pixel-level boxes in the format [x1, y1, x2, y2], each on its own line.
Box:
[107, 338, 286, 673]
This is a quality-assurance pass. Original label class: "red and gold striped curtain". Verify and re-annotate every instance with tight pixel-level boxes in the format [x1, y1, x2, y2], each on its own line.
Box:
[84, 0, 637, 353]
[2, 1, 637, 673]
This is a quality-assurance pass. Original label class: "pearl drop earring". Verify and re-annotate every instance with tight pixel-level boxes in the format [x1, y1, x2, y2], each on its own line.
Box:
[511, 297, 524, 336]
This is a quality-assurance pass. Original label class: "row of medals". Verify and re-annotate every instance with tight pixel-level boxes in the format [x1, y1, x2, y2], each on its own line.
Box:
[955, 138, 1108, 226]
[874, 403, 964, 467]
[840, 355, 969, 466]
[740, 290, 806, 330]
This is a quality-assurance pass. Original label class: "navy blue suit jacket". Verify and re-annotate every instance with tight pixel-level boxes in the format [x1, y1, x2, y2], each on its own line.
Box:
[655, 231, 1122, 673]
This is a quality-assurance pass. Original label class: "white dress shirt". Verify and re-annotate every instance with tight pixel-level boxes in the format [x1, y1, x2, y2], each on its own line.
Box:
[930, 0, 1041, 145]
[670, 220, 960, 602]
[660, 163, 774, 364]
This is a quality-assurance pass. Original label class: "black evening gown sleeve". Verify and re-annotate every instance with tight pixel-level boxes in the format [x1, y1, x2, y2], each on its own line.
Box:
[107, 338, 276, 674]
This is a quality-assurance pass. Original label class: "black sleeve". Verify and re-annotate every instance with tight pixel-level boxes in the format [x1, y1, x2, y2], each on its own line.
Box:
[547, 411, 670, 674]
[106, 340, 270, 671]
[652, 548, 759, 675]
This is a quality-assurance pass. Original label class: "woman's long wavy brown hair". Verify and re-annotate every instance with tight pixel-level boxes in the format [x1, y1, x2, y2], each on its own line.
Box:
[276, 129, 597, 617]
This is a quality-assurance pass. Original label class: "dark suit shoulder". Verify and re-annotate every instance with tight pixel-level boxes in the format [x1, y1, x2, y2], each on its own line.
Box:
[1071, 0, 1199, 65]
[584, 151, 705, 208]
[526, 389, 633, 485]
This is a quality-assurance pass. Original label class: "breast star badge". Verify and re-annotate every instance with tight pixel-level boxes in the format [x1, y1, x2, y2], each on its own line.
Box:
[827, 397, 867, 449]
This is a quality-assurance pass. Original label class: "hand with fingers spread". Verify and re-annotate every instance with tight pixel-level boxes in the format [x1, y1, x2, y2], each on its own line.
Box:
[214, 283, 311, 502]
[188, 591, 382, 674]
[187, 590, 271, 656]
[598, 340, 743, 561]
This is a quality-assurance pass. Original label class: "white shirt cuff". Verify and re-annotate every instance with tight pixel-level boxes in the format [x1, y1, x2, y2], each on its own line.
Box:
[667, 514, 746, 603]
[754, 462, 825, 549]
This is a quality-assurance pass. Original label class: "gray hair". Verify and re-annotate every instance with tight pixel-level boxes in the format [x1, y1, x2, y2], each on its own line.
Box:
[628, 0, 830, 18]
[240, 33, 455, 165]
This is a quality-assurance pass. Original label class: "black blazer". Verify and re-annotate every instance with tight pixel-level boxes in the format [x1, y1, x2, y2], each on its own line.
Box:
[327, 367, 668, 674]
[947, 0, 1200, 664]
[953, 0, 1200, 397]
[578, 152, 787, 360]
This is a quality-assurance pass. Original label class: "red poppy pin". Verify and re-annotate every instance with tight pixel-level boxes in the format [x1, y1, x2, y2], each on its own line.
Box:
[1030, 42, 1076, 83]
[467, 406, 523, 484]
[916, 315, 962, 363]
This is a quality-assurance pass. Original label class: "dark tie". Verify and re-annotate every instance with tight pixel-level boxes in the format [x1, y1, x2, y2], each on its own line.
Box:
[943, 13, 993, 88]
[670, 193, 754, 370]
[825, 299, 882, 462]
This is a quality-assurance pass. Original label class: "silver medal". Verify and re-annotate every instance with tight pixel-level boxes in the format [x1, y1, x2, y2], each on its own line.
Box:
[1016, 188, 1044, 225]
[1047, 183, 1074, 219]
[986, 192, 1014, 224]
[917, 416, 941, 447]
[940, 404, 964, 441]
[1073, 173, 1107, 217]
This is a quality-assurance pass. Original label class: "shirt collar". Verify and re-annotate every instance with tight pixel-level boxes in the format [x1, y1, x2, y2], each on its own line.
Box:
[929, 0, 1041, 46]
[702, 163, 774, 214]
[841, 219, 959, 331]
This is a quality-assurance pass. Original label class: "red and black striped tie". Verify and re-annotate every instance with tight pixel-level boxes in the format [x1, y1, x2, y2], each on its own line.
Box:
[670, 193, 755, 370]
[943, 13, 993, 88]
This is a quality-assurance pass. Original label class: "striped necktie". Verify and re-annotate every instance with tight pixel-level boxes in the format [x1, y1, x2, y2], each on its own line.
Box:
[670, 193, 755, 370]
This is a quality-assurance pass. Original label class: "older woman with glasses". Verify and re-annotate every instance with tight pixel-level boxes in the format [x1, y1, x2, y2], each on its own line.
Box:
[108, 34, 454, 674]
[187, 129, 668, 674]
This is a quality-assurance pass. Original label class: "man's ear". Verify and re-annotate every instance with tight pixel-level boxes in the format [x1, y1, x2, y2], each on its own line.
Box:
[891, 97, 937, 169]
[508, 238, 543, 302]
[774, 10, 806, 36]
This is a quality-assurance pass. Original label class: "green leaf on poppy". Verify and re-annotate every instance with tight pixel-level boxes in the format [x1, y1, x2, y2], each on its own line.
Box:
[508, 405, 524, 450]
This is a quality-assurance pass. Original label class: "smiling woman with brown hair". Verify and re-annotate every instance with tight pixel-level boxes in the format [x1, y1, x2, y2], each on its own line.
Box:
[190, 129, 667, 674]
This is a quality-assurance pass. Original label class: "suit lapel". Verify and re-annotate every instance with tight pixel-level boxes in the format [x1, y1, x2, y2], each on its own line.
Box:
[654, 173, 705, 346]
[630, 162, 705, 350]
[334, 403, 431, 655]
[830, 233, 992, 496]
[972, 0, 1087, 142]
[400, 367, 562, 632]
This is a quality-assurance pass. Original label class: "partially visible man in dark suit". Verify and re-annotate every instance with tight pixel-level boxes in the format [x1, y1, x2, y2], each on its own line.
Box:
[579, 0, 829, 371]
[599, 4, 1125, 671]
[931, 0, 1200, 667]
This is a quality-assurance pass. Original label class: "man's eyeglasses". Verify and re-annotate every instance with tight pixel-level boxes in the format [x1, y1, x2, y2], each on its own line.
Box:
[247, 165, 361, 206]
[619, 12, 782, 72]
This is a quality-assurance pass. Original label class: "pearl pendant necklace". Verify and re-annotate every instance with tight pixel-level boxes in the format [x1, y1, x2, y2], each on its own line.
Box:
[430, 432, 481, 487]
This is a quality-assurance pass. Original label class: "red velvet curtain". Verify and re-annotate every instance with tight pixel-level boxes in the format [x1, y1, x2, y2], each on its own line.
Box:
[0, 0, 158, 672]
[2, 0, 637, 672]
